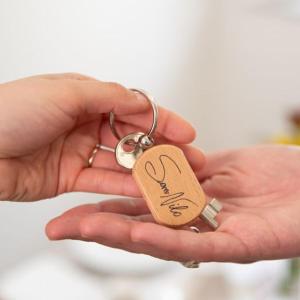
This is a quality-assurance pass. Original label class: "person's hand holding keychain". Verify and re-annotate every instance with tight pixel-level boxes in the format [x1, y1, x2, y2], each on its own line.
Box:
[0, 73, 202, 202]
[3, 74, 300, 267]
[46, 87, 300, 266]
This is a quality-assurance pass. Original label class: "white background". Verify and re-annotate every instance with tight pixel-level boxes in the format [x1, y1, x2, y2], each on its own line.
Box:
[0, 0, 300, 289]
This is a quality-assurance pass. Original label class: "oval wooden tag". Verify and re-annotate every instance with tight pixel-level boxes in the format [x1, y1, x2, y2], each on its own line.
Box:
[133, 145, 206, 227]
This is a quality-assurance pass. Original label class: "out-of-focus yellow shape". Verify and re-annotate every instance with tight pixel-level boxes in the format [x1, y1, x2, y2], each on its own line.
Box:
[272, 134, 300, 145]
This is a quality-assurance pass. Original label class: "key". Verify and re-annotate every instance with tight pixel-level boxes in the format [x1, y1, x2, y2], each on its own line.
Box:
[114, 131, 222, 229]
[109, 88, 222, 268]
[110, 88, 222, 229]
[133, 143, 222, 228]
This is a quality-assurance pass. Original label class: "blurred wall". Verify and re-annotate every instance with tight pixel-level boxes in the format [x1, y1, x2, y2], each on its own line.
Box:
[0, 0, 300, 271]
[170, 0, 300, 150]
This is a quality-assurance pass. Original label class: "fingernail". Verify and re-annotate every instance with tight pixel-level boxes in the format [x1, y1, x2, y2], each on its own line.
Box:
[45, 225, 61, 241]
[134, 91, 150, 110]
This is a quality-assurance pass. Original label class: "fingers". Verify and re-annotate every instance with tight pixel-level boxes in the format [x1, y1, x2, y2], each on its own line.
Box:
[196, 150, 234, 182]
[46, 211, 184, 260]
[46, 197, 249, 263]
[62, 73, 196, 143]
[46, 202, 103, 239]
[73, 168, 141, 197]
[92, 142, 205, 174]
[201, 176, 240, 199]
[18, 74, 148, 115]
[129, 222, 249, 262]
[97, 119, 204, 173]
[113, 106, 196, 144]
[47, 210, 249, 263]
[195, 149, 244, 199]
[90, 150, 126, 173]
[46, 198, 151, 241]
[71, 76, 197, 143]
[180, 144, 206, 172]
[97, 198, 150, 216]
[68, 76, 196, 143]
[100, 118, 195, 150]
[70, 80, 149, 115]
[31, 72, 96, 81]
[59, 198, 149, 218]
[79, 213, 164, 257]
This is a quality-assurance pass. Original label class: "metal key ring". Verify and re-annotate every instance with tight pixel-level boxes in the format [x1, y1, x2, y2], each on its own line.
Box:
[109, 88, 158, 141]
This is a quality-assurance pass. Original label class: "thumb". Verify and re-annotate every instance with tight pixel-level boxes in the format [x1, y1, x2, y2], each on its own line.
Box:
[196, 150, 239, 198]
[201, 176, 238, 199]
[72, 80, 149, 115]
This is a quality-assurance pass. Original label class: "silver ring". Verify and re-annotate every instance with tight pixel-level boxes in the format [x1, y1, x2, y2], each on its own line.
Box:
[109, 88, 158, 141]
[88, 144, 101, 167]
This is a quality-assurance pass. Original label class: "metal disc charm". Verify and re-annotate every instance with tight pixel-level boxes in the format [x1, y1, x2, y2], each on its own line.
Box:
[115, 132, 145, 169]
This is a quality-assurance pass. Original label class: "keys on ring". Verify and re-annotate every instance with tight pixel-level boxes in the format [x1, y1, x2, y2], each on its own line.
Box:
[108, 88, 223, 268]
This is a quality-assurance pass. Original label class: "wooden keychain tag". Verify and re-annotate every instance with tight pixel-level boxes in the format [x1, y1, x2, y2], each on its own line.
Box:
[133, 144, 206, 227]
[110, 89, 222, 230]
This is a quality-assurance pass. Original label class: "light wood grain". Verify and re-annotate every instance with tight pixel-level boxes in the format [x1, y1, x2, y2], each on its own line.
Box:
[133, 145, 206, 227]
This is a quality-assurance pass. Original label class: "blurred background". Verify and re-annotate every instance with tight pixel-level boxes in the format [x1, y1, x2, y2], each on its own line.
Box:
[1, 0, 300, 299]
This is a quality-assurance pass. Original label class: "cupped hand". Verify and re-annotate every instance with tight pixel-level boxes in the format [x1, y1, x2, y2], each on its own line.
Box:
[0, 73, 199, 201]
[47, 145, 300, 263]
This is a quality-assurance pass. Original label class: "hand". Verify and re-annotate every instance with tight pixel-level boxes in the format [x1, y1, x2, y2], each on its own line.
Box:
[47, 145, 300, 263]
[0, 73, 199, 201]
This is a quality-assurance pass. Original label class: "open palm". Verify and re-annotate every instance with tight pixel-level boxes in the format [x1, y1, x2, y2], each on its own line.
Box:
[47, 145, 300, 263]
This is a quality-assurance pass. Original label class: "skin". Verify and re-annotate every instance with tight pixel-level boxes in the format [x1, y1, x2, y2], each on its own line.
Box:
[47, 145, 300, 264]
[0, 73, 199, 201]
[2, 73, 300, 264]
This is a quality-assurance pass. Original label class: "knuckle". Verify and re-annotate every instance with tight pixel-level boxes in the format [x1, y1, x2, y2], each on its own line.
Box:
[62, 72, 89, 80]
[58, 79, 83, 101]
[106, 82, 128, 96]
[79, 219, 94, 238]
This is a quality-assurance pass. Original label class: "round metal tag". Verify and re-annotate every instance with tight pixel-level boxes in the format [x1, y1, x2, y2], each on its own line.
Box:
[115, 132, 145, 169]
